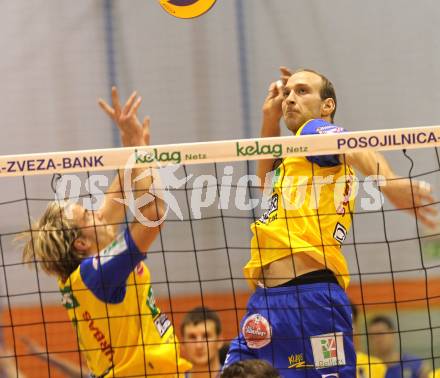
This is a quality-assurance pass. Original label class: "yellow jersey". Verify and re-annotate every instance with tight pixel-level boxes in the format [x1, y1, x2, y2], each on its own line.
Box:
[244, 119, 355, 289]
[357, 351, 386, 378]
[429, 368, 440, 377]
[59, 228, 191, 377]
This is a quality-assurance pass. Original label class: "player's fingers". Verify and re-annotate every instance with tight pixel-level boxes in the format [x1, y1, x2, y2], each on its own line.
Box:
[280, 66, 292, 75]
[415, 180, 431, 192]
[280, 66, 293, 84]
[417, 204, 438, 215]
[275, 80, 284, 98]
[281, 74, 291, 85]
[265, 82, 278, 100]
[143, 116, 151, 145]
[98, 99, 115, 118]
[122, 91, 138, 115]
[264, 87, 275, 102]
[127, 96, 142, 119]
[414, 193, 435, 208]
[416, 209, 438, 229]
[143, 116, 150, 131]
[268, 82, 276, 92]
[111, 87, 122, 117]
[416, 187, 435, 205]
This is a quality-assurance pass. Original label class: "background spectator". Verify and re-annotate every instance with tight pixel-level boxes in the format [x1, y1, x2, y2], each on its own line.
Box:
[181, 307, 224, 377]
[368, 315, 429, 378]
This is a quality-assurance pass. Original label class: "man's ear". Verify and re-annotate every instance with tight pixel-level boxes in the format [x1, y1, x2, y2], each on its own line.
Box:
[73, 237, 90, 252]
[321, 98, 335, 119]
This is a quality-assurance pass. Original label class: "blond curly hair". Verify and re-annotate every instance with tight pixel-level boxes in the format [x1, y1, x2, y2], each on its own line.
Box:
[22, 201, 84, 281]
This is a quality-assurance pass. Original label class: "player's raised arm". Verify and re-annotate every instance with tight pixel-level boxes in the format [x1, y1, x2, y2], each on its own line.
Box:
[345, 150, 438, 228]
[99, 86, 165, 253]
[256, 81, 282, 185]
[97, 87, 150, 231]
[256, 67, 291, 189]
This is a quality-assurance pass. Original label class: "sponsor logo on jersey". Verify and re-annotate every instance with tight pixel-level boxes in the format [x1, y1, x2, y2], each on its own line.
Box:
[154, 313, 172, 337]
[60, 286, 79, 309]
[310, 332, 346, 369]
[258, 193, 278, 224]
[335, 173, 355, 216]
[272, 167, 281, 187]
[93, 233, 128, 270]
[146, 286, 159, 317]
[316, 126, 344, 134]
[333, 222, 347, 244]
[288, 353, 314, 369]
[242, 313, 272, 349]
[83, 311, 115, 362]
[321, 374, 339, 378]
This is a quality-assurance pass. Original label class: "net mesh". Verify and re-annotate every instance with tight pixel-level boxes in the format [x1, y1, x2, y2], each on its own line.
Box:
[0, 128, 440, 377]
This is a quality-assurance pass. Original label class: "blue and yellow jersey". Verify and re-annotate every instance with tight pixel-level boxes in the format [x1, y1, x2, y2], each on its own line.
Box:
[357, 351, 386, 378]
[244, 119, 356, 289]
[58, 228, 191, 377]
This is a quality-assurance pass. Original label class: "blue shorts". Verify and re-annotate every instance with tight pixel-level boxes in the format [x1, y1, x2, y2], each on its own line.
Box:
[224, 282, 355, 377]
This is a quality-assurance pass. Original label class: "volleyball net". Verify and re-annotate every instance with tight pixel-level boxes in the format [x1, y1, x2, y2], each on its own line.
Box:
[0, 125, 440, 376]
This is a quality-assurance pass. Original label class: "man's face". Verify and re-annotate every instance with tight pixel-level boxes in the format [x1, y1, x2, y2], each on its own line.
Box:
[368, 322, 396, 358]
[68, 203, 115, 256]
[182, 320, 223, 368]
[282, 71, 327, 133]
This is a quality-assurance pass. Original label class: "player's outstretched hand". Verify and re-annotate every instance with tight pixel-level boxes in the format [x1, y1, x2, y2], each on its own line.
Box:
[280, 66, 293, 85]
[383, 177, 438, 229]
[262, 66, 294, 120]
[262, 81, 284, 121]
[98, 86, 150, 147]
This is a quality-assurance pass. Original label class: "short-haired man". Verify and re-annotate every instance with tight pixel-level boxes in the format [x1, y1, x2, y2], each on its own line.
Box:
[351, 304, 386, 378]
[181, 307, 224, 377]
[224, 67, 436, 377]
[369, 315, 429, 378]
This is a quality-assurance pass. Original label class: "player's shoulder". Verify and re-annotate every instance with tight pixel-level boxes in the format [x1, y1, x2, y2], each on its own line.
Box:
[82, 228, 135, 269]
[401, 353, 424, 370]
[297, 119, 346, 136]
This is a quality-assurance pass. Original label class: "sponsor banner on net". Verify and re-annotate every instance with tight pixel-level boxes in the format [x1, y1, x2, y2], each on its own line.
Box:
[3, 125, 440, 177]
[0, 155, 104, 175]
[133, 148, 209, 166]
[336, 129, 440, 150]
[235, 140, 310, 159]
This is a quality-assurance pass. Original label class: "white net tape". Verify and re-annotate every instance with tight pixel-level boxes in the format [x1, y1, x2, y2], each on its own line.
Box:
[1, 125, 439, 176]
